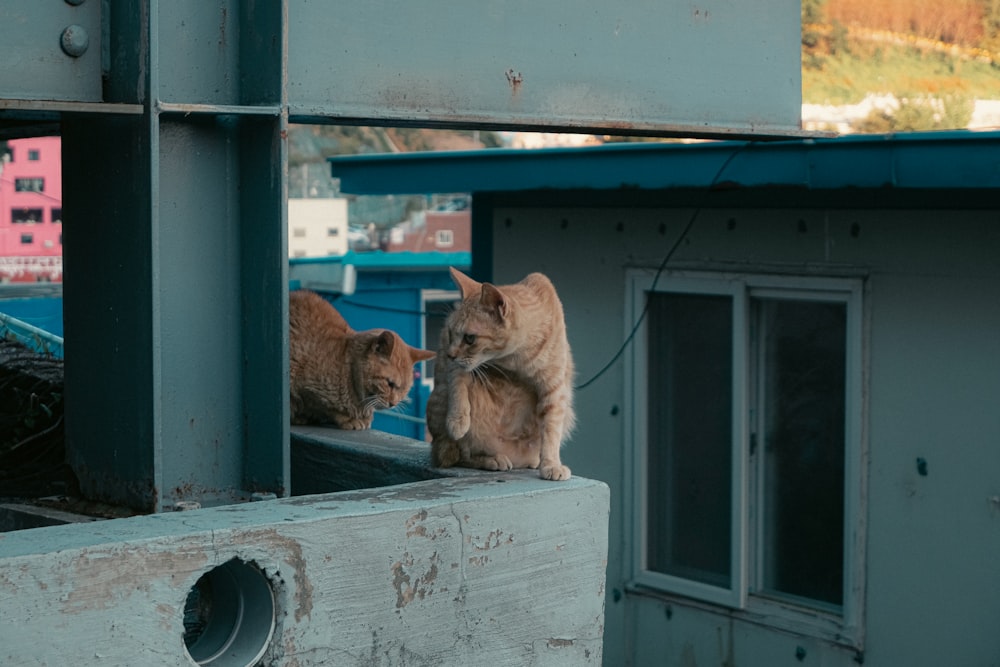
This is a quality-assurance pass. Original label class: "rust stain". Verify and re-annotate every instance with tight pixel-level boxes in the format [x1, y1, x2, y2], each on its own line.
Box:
[252, 528, 314, 623]
[218, 7, 228, 48]
[405, 509, 451, 541]
[505, 68, 524, 97]
[391, 551, 440, 609]
[156, 602, 174, 630]
[469, 529, 514, 552]
[405, 509, 428, 538]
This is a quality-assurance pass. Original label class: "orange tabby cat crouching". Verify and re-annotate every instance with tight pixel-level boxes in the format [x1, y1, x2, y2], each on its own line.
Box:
[289, 290, 434, 429]
[427, 268, 575, 481]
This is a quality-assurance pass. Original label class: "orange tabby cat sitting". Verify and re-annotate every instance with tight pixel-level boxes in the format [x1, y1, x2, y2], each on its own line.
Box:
[289, 289, 434, 429]
[426, 268, 575, 481]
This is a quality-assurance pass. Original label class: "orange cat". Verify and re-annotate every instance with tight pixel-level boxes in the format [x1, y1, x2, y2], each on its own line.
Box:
[427, 268, 575, 480]
[426, 337, 544, 472]
[289, 290, 434, 429]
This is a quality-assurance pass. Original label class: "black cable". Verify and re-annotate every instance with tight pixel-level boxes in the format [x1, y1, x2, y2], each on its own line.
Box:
[574, 141, 754, 391]
[328, 141, 753, 392]
[333, 297, 437, 317]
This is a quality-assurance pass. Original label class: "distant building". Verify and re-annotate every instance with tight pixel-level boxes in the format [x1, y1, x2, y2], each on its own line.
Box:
[287, 197, 349, 257]
[386, 210, 471, 253]
[0, 136, 63, 282]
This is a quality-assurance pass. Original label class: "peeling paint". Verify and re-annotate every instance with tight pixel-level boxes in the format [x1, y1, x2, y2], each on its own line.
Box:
[391, 551, 440, 609]
[251, 528, 313, 622]
[0, 460, 609, 664]
[405, 509, 428, 537]
[63, 543, 209, 614]
[469, 529, 514, 551]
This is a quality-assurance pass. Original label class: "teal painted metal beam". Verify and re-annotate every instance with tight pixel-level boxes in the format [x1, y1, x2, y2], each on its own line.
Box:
[62, 1, 289, 511]
[286, 0, 804, 138]
[328, 131, 1000, 196]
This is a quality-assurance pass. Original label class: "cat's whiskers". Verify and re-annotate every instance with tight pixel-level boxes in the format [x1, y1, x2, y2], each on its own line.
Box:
[362, 394, 386, 413]
[381, 396, 412, 415]
[482, 362, 511, 381]
[469, 364, 492, 388]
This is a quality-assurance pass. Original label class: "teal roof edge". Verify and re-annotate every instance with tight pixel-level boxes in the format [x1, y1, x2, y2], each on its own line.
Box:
[328, 130, 1000, 195]
[289, 250, 471, 270]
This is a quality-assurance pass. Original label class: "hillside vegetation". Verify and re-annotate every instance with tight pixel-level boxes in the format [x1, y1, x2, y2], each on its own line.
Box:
[803, 0, 1000, 131]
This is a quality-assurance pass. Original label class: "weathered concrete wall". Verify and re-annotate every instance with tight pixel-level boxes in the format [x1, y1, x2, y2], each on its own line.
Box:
[0, 432, 609, 666]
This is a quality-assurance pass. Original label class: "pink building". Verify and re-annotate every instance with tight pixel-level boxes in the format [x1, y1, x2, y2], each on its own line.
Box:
[0, 135, 63, 281]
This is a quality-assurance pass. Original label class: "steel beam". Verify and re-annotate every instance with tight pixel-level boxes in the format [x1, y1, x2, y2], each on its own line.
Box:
[62, 1, 288, 511]
[287, 0, 804, 138]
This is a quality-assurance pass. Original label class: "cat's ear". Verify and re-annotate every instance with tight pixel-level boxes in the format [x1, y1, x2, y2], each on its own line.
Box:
[410, 346, 436, 363]
[481, 283, 510, 320]
[449, 267, 480, 298]
[373, 330, 396, 356]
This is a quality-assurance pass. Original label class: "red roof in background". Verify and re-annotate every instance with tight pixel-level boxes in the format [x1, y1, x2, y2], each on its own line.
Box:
[387, 210, 471, 254]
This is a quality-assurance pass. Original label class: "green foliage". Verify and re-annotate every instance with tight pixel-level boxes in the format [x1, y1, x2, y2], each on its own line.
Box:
[288, 125, 504, 167]
[983, 0, 1000, 54]
[802, 0, 826, 26]
[803, 43, 1000, 105]
[852, 93, 975, 132]
[802, 0, 827, 69]
[828, 21, 851, 57]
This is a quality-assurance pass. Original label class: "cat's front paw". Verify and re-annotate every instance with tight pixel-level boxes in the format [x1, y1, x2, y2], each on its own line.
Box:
[539, 461, 572, 481]
[446, 409, 471, 439]
[485, 454, 513, 472]
[337, 417, 370, 430]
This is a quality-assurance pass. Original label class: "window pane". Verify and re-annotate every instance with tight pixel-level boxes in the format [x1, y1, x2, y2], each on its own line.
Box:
[423, 299, 453, 381]
[647, 292, 732, 588]
[760, 299, 845, 607]
[12, 208, 43, 224]
[15, 178, 44, 192]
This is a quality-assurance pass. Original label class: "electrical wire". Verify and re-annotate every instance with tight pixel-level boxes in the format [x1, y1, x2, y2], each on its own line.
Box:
[573, 141, 754, 391]
[333, 297, 438, 317]
[327, 141, 754, 392]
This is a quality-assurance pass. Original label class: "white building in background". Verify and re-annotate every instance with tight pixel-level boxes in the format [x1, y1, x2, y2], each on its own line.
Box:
[287, 197, 349, 257]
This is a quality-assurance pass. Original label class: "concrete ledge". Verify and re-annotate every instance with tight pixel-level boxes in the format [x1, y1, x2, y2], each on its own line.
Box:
[0, 429, 609, 666]
[0, 502, 100, 531]
[291, 425, 477, 495]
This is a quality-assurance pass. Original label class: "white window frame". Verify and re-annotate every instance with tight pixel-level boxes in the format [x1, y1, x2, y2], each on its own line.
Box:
[626, 268, 867, 648]
[419, 289, 459, 388]
[435, 229, 454, 247]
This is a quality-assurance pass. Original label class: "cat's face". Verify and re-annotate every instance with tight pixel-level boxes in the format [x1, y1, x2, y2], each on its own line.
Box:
[443, 299, 510, 371]
[363, 331, 435, 409]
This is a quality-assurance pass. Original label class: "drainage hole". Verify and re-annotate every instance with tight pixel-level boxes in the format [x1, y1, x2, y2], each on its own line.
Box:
[183, 558, 276, 666]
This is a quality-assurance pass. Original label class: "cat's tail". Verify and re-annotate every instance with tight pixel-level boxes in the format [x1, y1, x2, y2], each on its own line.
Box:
[430, 437, 461, 468]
